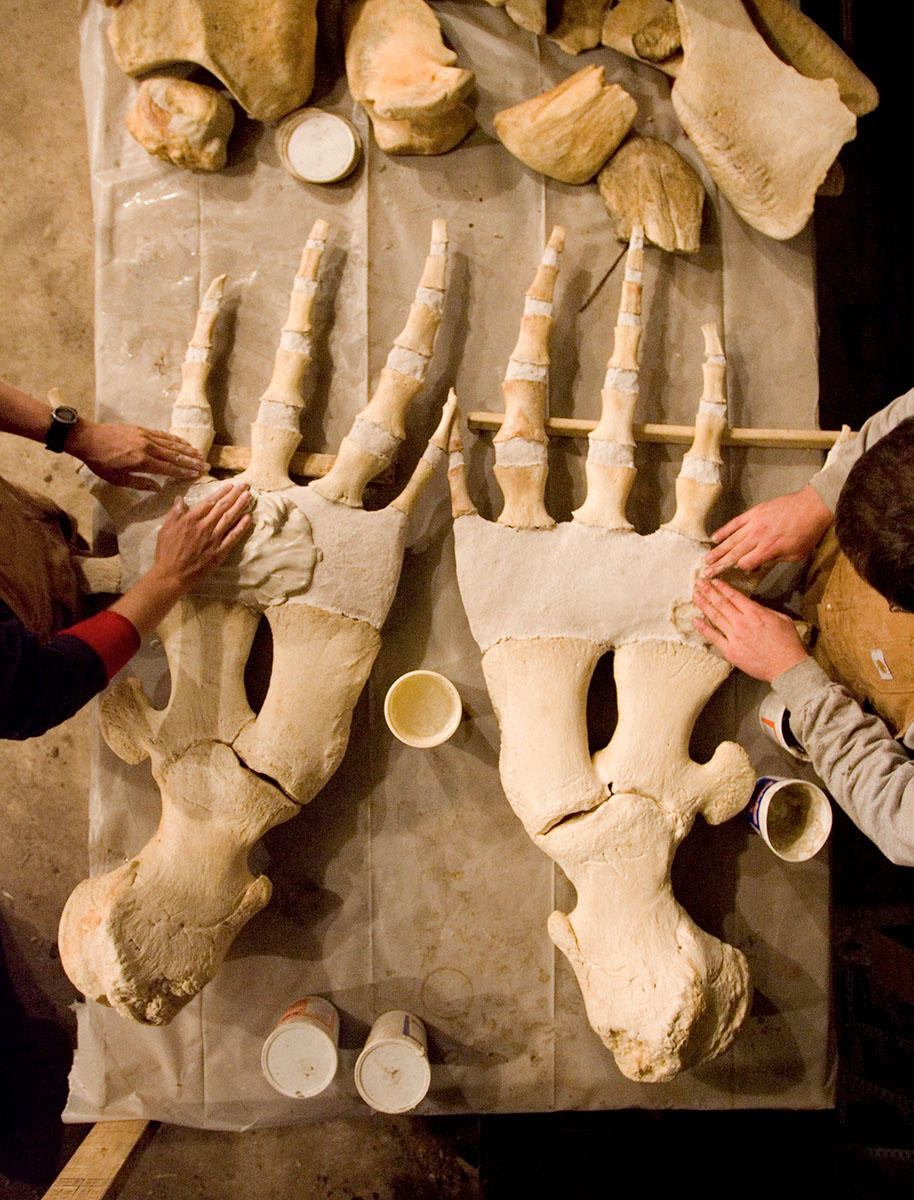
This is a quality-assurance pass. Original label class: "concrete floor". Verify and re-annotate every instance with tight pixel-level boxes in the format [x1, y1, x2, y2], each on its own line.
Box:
[1, 2, 913, 1198]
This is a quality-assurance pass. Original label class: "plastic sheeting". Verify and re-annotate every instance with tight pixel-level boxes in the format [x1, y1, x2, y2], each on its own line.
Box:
[65, 0, 833, 1128]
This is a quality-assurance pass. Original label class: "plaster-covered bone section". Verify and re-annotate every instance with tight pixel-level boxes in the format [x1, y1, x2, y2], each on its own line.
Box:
[59, 221, 455, 1024]
[450, 228, 755, 1081]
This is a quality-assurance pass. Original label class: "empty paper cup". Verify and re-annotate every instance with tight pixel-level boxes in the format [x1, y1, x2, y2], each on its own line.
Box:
[758, 690, 810, 761]
[261, 996, 339, 1099]
[354, 1010, 431, 1114]
[384, 670, 462, 748]
[275, 108, 362, 184]
[748, 776, 832, 862]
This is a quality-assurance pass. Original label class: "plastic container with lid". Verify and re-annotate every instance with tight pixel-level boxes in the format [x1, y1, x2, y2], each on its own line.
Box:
[275, 108, 362, 184]
[354, 1010, 432, 1113]
[261, 995, 340, 1099]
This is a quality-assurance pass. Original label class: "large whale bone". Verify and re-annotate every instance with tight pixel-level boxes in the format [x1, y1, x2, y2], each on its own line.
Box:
[448, 226, 755, 1081]
[106, 0, 319, 123]
[59, 220, 456, 1024]
[670, 0, 856, 240]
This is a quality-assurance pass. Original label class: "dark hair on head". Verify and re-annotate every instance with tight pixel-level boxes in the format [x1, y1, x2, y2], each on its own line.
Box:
[835, 415, 914, 611]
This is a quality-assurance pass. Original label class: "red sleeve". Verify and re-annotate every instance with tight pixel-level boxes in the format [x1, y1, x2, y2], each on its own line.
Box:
[59, 610, 141, 682]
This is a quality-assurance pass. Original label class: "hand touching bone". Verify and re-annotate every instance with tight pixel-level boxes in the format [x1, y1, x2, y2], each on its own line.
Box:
[59, 219, 455, 1024]
[448, 227, 755, 1082]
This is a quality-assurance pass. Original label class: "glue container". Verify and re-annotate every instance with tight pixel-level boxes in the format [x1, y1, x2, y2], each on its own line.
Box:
[275, 108, 362, 184]
[384, 670, 462, 748]
[748, 776, 832, 862]
[261, 996, 340, 1098]
[354, 1011, 432, 1113]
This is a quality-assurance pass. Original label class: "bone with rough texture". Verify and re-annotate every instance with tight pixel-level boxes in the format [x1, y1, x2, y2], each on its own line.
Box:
[602, 0, 682, 76]
[125, 77, 235, 172]
[345, 0, 475, 155]
[107, 0, 319, 122]
[449, 228, 755, 1081]
[549, 0, 612, 55]
[597, 136, 705, 253]
[670, 0, 856, 241]
[495, 66, 637, 185]
[59, 220, 455, 1024]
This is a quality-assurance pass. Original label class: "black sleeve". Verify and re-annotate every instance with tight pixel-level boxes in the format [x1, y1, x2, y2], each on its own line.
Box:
[0, 603, 107, 739]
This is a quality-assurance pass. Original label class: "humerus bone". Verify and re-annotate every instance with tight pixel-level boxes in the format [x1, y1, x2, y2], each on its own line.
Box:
[597, 136, 705, 253]
[344, 0, 476, 155]
[449, 227, 755, 1081]
[58, 221, 456, 1024]
[494, 66, 637, 185]
[125, 77, 235, 172]
[670, 0, 856, 240]
[107, 0, 319, 122]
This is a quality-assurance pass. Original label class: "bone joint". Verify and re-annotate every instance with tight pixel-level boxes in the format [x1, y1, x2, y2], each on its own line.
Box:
[58, 220, 455, 1024]
[450, 229, 755, 1081]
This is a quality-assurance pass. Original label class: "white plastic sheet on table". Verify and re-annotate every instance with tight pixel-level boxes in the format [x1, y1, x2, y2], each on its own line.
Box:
[65, 0, 833, 1128]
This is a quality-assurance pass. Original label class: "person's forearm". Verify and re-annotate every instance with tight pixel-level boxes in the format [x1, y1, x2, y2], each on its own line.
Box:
[774, 658, 914, 866]
[109, 567, 187, 640]
[0, 377, 59, 442]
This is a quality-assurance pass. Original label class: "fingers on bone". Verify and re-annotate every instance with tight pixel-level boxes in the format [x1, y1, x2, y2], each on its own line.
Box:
[312, 219, 449, 508]
[390, 387, 459, 516]
[574, 224, 644, 531]
[248, 219, 331, 490]
[170, 273, 226, 456]
[662, 322, 728, 543]
[494, 225, 564, 530]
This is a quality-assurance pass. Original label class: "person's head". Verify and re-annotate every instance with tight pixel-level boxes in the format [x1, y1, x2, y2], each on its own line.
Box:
[835, 415, 914, 612]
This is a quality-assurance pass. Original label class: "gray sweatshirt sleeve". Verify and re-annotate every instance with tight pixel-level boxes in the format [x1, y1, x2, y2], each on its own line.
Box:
[810, 387, 914, 511]
[773, 657, 914, 866]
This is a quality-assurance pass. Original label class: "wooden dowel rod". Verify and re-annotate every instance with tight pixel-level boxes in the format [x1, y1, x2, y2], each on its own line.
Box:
[466, 412, 847, 450]
[43, 1120, 151, 1200]
[208, 444, 393, 483]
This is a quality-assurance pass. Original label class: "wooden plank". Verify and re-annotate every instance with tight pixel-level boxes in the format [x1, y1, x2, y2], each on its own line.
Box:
[466, 411, 848, 450]
[208, 444, 395, 483]
[42, 1120, 151, 1200]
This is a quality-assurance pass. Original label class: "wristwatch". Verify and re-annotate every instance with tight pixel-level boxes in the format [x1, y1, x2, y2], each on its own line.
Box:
[44, 404, 79, 452]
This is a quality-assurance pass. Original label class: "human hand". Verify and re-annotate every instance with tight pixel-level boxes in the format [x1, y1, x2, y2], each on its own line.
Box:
[151, 481, 252, 595]
[702, 484, 833, 576]
[67, 419, 206, 489]
[692, 578, 809, 682]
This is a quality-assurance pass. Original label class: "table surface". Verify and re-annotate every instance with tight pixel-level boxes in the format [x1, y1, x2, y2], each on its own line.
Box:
[65, 1, 833, 1128]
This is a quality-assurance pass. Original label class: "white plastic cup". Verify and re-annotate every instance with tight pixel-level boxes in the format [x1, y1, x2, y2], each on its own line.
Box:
[275, 108, 362, 184]
[758, 690, 810, 761]
[383, 670, 462, 748]
[354, 1010, 432, 1114]
[261, 996, 340, 1099]
[748, 776, 832, 862]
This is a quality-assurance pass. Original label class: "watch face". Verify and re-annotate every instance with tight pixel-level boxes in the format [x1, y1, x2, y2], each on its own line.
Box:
[53, 405, 79, 425]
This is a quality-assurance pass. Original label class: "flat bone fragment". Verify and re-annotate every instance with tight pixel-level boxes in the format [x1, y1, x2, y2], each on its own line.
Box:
[449, 229, 755, 1081]
[495, 67, 637, 185]
[671, 0, 857, 240]
[345, 0, 476, 155]
[597, 136, 705, 253]
[58, 221, 457, 1024]
[742, 0, 878, 116]
[549, 0, 612, 55]
[125, 77, 235, 172]
[602, 0, 682, 76]
[106, 0, 319, 122]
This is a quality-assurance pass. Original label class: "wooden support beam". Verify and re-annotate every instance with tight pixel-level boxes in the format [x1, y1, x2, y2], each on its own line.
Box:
[466, 412, 847, 450]
[42, 1120, 152, 1200]
[208, 444, 394, 482]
